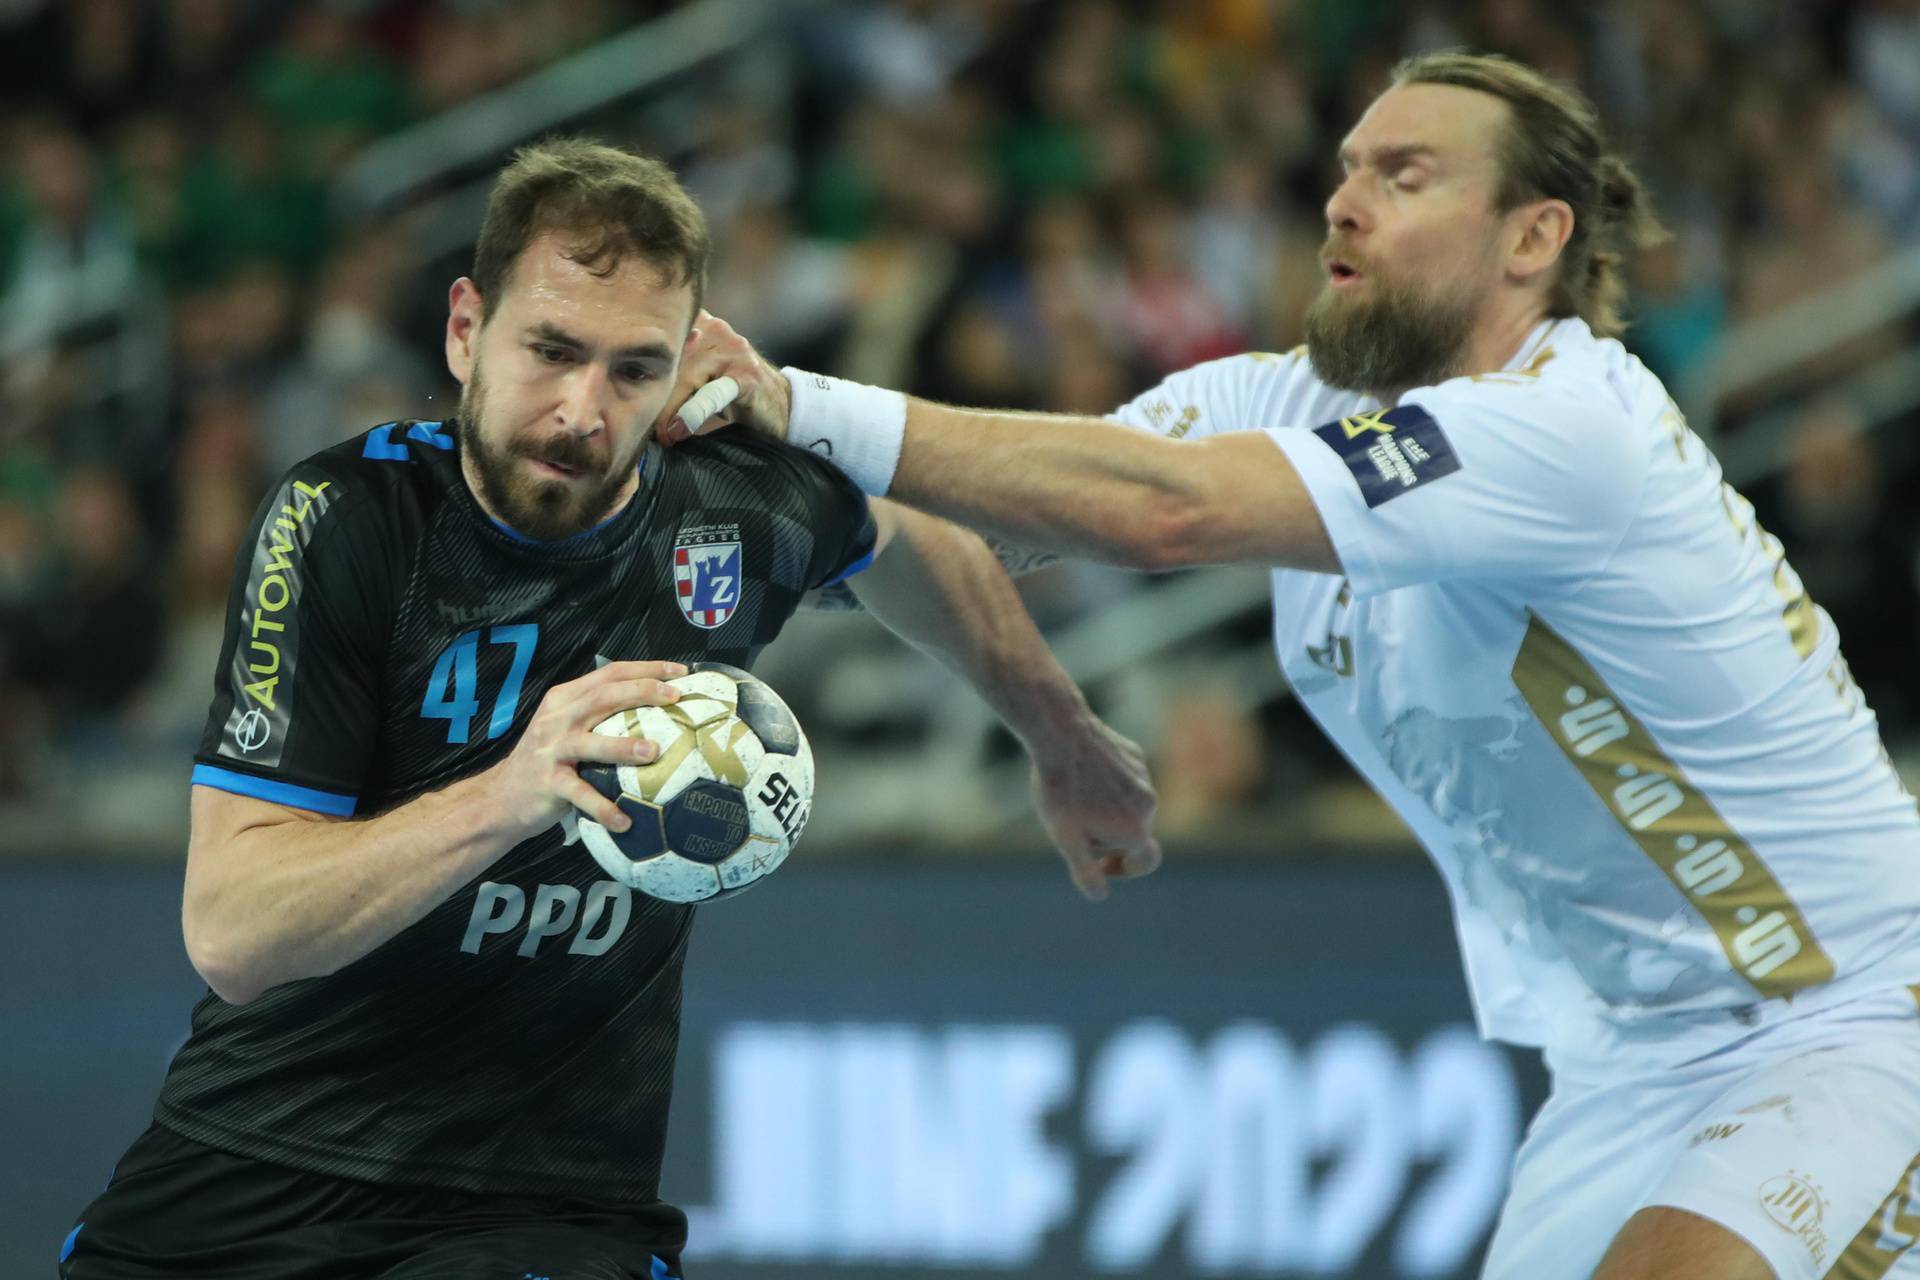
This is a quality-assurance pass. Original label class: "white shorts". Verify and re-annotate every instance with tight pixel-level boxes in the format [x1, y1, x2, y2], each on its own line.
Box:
[1481, 987, 1920, 1279]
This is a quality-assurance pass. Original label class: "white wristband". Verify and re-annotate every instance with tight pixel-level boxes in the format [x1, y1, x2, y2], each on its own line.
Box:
[781, 367, 907, 496]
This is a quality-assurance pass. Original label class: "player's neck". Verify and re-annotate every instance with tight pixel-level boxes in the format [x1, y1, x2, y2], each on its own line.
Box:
[1359, 299, 1551, 404]
[1462, 298, 1554, 383]
[1374, 299, 1552, 407]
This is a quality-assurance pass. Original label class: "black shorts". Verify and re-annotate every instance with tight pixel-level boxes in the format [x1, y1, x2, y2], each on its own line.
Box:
[59, 1124, 685, 1280]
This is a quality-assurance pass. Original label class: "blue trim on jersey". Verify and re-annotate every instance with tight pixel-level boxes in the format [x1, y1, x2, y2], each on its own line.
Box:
[191, 765, 357, 816]
[821, 547, 875, 586]
[408, 420, 454, 449]
[486, 512, 629, 546]
[362, 424, 410, 460]
[364, 421, 454, 460]
[61, 1223, 81, 1264]
[651, 1256, 671, 1280]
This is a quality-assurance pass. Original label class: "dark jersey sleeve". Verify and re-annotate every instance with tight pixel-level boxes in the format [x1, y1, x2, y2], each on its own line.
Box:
[192, 464, 392, 815]
[774, 447, 878, 588]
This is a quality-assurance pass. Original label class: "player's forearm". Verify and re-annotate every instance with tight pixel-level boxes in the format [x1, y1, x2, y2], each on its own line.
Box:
[770, 372, 1336, 572]
[890, 402, 1208, 571]
[849, 507, 1096, 754]
[184, 771, 519, 1004]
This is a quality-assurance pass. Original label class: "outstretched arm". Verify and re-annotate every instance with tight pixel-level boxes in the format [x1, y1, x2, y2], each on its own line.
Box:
[881, 400, 1339, 572]
[656, 312, 1340, 574]
[836, 497, 1162, 900]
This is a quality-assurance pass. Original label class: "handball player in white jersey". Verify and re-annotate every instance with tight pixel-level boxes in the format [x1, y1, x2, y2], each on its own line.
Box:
[661, 49, 1920, 1280]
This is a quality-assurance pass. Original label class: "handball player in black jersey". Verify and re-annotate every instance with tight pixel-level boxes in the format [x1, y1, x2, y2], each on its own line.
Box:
[59, 139, 1159, 1280]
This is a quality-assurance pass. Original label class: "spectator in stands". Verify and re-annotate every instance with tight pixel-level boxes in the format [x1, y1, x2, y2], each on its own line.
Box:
[5, 0, 1920, 843]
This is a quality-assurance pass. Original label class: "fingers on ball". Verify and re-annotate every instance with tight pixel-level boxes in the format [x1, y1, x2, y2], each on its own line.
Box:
[596, 659, 687, 682]
[566, 777, 629, 832]
[572, 730, 656, 764]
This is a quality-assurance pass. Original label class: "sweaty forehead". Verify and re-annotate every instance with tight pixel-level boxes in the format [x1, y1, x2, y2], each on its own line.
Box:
[1341, 83, 1510, 172]
[497, 233, 693, 334]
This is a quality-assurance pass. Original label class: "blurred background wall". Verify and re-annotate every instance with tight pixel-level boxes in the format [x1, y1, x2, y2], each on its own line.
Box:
[3, 0, 1918, 1276]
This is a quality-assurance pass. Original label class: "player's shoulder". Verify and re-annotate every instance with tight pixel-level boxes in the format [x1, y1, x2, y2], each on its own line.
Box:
[1420, 322, 1641, 426]
[1409, 321, 1658, 475]
[287, 419, 459, 512]
[670, 426, 859, 506]
[303, 419, 459, 485]
[1166, 346, 1316, 403]
[248, 419, 458, 569]
[1352, 321, 1668, 544]
[672, 422, 789, 468]
[1114, 347, 1317, 440]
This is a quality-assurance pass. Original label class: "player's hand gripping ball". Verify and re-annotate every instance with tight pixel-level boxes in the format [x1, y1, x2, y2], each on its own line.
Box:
[573, 663, 813, 902]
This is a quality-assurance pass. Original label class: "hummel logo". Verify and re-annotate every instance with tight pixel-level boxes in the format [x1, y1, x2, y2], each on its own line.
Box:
[433, 598, 496, 628]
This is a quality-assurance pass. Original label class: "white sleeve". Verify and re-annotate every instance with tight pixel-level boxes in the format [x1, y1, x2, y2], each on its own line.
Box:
[1106, 353, 1296, 442]
[1263, 379, 1648, 597]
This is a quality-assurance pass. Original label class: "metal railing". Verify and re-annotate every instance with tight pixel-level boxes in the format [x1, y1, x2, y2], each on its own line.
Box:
[1678, 243, 1920, 440]
[334, 0, 790, 220]
[1698, 242, 1920, 489]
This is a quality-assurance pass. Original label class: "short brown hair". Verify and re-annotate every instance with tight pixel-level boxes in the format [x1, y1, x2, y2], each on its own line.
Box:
[1391, 51, 1667, 339]
[472, 137, 709, 323]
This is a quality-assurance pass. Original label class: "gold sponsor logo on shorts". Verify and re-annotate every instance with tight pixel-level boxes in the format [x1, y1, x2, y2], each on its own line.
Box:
[1759, 1171, 1828, 1270]
[1690, 1122, 1743, 1147]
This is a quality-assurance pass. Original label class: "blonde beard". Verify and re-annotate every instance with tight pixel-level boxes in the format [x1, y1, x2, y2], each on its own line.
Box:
[1302, 272, 1480, 396]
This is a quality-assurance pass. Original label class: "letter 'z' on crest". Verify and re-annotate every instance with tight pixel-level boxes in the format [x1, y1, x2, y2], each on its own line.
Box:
[674, 530, 743, 629]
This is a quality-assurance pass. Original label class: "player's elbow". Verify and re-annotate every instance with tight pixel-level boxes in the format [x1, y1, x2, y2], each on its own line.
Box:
[182, 913, 267, 1006]
[1111, 490, 1222, 572]
[181, 878, 276, 1005]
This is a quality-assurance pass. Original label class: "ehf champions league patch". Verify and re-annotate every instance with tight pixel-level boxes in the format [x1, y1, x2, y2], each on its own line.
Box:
[1311, 404, 1461, 507]
[674, 523, 744, 629]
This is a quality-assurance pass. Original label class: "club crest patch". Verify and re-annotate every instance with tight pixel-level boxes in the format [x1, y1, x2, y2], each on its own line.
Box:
[1311, 405, 1461, 507]
[674, 523, 743, 629]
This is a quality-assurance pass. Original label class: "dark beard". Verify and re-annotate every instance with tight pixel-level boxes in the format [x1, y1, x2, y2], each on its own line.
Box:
[456, 363, 634, 540]
[1303, 272, 1478, 395]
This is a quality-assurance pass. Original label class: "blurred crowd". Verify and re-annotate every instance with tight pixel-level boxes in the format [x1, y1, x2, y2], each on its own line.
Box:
[3, 0, 1919, 850]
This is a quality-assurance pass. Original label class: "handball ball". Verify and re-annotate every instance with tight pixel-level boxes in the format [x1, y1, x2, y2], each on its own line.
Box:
[576, 662, 813, 903]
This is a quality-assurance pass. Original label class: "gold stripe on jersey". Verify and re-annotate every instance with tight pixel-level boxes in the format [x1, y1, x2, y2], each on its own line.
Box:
[1717, 482, 1821, 660]
[1824, 1152, 1920, 1279]
[1511, 615, 1835, 999]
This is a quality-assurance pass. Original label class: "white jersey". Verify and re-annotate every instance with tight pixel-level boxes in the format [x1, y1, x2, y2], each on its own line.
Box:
[1112, 319, 1920, 1070]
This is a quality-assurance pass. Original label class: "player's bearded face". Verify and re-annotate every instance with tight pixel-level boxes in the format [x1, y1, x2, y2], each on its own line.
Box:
[457, 357, 647, 540]
[1302, 238, 1486, 393]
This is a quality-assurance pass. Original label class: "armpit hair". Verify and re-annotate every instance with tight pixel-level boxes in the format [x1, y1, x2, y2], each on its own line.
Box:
[798, 535, 1063, 615]
[801, 582, 867, 614]
[981, 534, 1062, 579]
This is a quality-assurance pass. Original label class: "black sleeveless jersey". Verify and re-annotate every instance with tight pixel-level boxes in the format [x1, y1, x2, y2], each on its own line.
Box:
[159, 419, 874, 1209]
